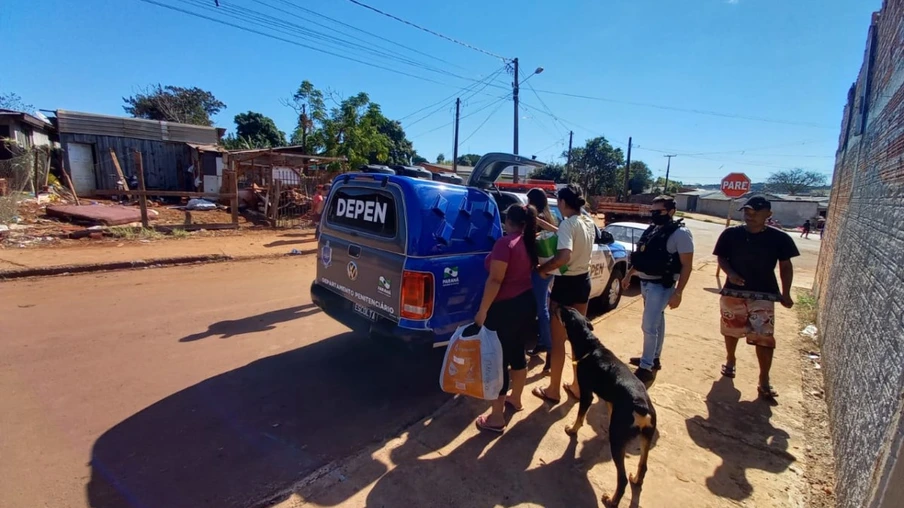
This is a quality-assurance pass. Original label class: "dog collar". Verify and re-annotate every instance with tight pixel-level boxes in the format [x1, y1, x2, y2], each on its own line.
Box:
[572, 351, 593, 365]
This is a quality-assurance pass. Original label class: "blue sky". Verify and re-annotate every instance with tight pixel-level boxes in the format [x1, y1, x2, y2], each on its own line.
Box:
[3, 0, 880, 184]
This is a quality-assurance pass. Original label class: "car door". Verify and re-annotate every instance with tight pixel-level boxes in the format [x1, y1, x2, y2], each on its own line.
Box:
[588, 216, 613, 299]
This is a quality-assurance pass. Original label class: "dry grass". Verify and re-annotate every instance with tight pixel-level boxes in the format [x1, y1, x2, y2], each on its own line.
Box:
[796, 289, 818, 327]
[108, 227, 164, 240]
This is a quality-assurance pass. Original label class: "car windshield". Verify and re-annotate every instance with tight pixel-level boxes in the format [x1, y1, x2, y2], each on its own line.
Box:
[606, 225, 643, 244]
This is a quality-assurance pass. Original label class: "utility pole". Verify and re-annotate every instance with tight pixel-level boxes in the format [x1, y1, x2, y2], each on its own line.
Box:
[663, 154, 676, 194]
[301, 104, 308, 174]
[512, 57, 520, 183]
[623, 137, 632, 202]
[452, 97, 461, 174]
[566, 130, 573, 180]
[301, 104, 307, 154]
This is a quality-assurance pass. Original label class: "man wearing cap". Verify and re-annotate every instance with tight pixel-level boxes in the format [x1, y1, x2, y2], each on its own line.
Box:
[713, 196, 800, 400]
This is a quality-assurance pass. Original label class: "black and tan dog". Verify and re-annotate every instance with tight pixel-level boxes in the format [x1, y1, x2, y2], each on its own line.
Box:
[557, 305, 657, 508]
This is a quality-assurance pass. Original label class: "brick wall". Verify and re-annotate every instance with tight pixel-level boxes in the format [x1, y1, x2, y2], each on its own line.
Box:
[814, 2, 904, 507]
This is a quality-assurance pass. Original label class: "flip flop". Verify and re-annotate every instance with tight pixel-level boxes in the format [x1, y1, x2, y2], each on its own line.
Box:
[721, 364, 736, 379]
[475, 415, 505, 434]
[504, 400, 524, 412]
[531, 386, 561, 404]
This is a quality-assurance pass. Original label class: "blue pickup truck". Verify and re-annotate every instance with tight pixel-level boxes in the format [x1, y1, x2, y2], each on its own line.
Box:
[310, 153, 628, 347]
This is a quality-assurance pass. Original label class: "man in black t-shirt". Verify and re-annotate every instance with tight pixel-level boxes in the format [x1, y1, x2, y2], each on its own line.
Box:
[713, 196, 800, 400]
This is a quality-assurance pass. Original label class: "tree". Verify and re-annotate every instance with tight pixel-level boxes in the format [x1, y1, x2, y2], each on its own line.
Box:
[766, 168, 828, 195]
[529, 162, 568, 183]
[570, 137, 624, 196]
[375, 119, 415, 165]
[615, 160, 653, 198]
[455, 154, 481, 167]
[652, 177, 684, 195]
[123, 84, 225, 126]
[436, 153, 446, 164]
[0, 92, 33, 113]
[282, 80, 418, 168]
[412, 154, 428, 165]
[221, 135, 260, 151]
[226, 111, 286, 149]
[286, 80, 326, 153]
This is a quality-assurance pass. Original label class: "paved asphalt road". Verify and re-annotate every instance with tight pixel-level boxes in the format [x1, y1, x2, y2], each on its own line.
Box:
[0, 219, 820, 508]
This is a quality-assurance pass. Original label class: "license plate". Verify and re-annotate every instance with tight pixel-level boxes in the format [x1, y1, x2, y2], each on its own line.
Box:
[353, 303, 377, 321]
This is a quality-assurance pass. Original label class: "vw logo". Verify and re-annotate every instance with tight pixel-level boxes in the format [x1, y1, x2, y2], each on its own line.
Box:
[347, 261, 359, 281]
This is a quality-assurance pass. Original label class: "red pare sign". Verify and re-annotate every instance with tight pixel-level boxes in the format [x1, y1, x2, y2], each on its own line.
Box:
[720, 173, 751, 199]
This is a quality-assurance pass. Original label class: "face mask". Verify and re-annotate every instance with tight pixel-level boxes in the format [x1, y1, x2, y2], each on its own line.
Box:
[651, 211, 670, 225]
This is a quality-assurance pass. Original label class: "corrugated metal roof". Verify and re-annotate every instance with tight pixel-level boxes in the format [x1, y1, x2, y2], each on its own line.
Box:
[55, 110, 219, 144]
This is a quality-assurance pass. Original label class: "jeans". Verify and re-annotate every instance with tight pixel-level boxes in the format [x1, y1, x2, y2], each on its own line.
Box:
[531, 271, 554, 350]
[640, 280, 676, 370]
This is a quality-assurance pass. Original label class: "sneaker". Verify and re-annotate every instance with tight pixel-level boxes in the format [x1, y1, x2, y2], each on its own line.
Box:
[629, 357, 662, 370]
[634, 367, 656, 388]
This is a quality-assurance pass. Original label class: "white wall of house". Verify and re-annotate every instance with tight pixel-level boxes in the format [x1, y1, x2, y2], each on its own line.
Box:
[31, 129, 50, 147]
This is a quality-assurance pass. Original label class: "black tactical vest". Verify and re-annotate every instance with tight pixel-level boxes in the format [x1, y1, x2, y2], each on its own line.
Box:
[630, 219, 685, 287]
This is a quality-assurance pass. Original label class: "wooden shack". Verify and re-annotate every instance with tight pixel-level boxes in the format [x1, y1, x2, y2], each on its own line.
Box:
[54, 110, 225, 196]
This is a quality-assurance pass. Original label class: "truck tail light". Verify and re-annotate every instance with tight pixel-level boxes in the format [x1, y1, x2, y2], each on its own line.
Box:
[400, 270, 434, 320]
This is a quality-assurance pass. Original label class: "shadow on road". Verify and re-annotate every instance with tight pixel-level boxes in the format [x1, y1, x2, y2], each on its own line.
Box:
[87, 333, 449, 508]
[350, 393, 657, 508]
[685, 377, 795, 501]
[179, 304, 321, 342]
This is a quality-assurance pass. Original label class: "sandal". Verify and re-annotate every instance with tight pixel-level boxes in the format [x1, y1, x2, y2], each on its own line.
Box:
[531, 386, 561, 404]
[721, 364, 736, 378]
[475, 415, 505, 434]
[758, 385, 779, 400]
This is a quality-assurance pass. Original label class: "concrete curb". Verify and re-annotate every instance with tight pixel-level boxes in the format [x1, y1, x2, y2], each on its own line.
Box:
[0, 248, 318, 281]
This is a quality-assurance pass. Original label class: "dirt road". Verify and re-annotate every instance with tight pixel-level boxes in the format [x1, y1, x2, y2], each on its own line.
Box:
[0, 258, 452, 508]
[0, 218, 821, 508]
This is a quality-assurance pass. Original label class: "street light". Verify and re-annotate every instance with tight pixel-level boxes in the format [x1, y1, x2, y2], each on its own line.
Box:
[512, 59, 543, 183]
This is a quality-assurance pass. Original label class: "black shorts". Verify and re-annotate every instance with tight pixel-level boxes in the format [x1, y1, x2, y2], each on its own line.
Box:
[484, 290, 536, 395]
[550, 273, 591, 307]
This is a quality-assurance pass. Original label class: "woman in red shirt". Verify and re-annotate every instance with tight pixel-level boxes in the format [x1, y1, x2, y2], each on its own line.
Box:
[474, 204, 540, 433]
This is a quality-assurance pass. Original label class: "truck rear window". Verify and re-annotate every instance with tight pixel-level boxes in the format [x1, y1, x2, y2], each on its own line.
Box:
[327, 187, 397, 237]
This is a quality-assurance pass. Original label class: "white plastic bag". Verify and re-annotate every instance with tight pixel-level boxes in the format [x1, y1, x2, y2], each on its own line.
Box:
[439, 323, 503, 400]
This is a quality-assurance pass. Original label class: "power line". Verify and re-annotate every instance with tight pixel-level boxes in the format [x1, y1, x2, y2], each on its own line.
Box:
[270, 0, 468, 71]
[519, 101, 831, 170]
[344, 0, 508, 61]
[402, 66, 507, 127]
[534, 137, 567, 157]
[184, 0, 493, 84]
[410, 94, 510, 139]
[460, 98, 509, 145]
[402, 66, 506, 121]
[145, 1, 837, 132]
[529, 88, 835, 129]
[247, 0, 451, 72]
[521, 72, 568, 138]
[140, 0, 505, 94]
